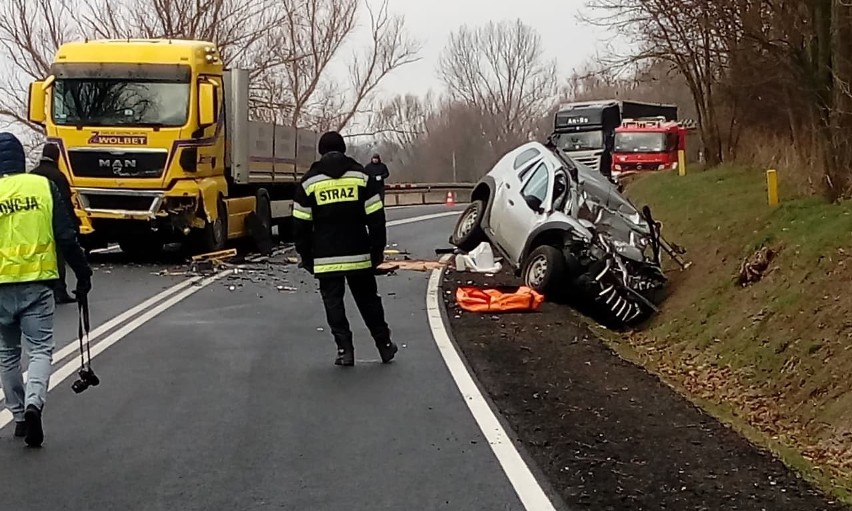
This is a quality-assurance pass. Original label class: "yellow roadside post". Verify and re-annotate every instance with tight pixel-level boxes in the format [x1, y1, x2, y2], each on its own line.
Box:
[766, 169, 779, 206]
[677, 149, 686, 176]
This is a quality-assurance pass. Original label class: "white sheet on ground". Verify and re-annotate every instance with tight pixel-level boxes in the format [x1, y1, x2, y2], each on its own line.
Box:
[455, 242, 502, 273]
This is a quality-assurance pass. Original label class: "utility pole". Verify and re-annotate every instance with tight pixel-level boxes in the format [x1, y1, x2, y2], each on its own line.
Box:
[452, 151, 457, 183]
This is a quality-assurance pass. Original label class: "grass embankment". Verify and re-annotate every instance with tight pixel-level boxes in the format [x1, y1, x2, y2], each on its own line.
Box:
[618, 165, 852, 502]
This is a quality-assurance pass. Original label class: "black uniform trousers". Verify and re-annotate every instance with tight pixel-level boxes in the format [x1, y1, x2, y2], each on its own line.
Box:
[318, 271, 391, 350]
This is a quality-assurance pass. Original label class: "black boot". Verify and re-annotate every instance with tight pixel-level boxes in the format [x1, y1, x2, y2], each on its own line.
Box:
[24, 405, 44, 447]
[14, 421, 26, 438]
[377, 341, 398, 364]
[335, 347, 355, 367]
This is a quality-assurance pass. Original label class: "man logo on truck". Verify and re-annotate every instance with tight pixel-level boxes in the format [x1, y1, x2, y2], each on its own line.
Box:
[99, 158, 137, 176]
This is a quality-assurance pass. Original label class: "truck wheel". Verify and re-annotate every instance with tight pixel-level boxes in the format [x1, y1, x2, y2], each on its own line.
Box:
[192, 197, 228, 254]
[451, 200, 487, 252]
[522, 245, 566, 299]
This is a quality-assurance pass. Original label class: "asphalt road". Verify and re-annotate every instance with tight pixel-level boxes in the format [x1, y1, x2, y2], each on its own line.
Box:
[0, 205, 538, 511]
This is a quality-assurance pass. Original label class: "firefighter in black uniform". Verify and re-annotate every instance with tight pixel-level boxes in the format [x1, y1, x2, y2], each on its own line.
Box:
[293, 131, 398, 367]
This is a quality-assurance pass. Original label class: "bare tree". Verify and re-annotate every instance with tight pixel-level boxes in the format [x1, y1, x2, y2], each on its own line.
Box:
[0, 0, 421, 147]
[438, 19, 558, 153]
[0, 0, 81, 134]
[585, 0, 730, 166]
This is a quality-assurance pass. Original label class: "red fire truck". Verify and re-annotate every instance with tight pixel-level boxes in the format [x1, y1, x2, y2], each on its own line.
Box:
[611, 118, 693, 178]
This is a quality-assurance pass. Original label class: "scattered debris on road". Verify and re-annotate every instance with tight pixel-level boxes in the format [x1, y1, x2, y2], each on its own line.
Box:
[378, 260, 446, 273]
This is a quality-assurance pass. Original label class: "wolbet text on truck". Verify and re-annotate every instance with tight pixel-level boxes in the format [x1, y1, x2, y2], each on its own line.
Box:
[27, 39, 320, 255]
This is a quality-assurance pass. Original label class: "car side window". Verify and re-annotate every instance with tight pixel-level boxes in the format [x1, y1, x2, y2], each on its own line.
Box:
[513, 148, 540, 171]
[522, 162, 549, 204]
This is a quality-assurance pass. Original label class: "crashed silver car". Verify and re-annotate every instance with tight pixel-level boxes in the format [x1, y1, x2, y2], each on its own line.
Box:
[450, 140, 687, 326]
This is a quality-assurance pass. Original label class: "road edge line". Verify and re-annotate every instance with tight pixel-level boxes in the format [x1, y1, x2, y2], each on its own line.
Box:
[387, 211, 459, 227]
[425, 263, 558, 511]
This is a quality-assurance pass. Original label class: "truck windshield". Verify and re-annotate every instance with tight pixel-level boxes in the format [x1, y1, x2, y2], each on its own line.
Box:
[555, 131, 602, 151]
[614, 132, 667, 153]
[52, 80, 190, 127]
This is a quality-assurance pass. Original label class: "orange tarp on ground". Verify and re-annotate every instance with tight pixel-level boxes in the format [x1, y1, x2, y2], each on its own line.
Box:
[455, 286, 545, 313]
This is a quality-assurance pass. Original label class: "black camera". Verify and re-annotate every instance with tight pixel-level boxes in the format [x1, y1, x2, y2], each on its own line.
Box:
[71, 367, 100, 394]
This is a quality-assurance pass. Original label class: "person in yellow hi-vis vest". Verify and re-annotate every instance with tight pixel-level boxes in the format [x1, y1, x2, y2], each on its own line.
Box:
[293, 132, 397, 367]
[0, 132, 92, 447]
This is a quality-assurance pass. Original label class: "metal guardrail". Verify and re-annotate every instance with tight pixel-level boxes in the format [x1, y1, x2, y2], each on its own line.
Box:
[384, 182, 475, 206]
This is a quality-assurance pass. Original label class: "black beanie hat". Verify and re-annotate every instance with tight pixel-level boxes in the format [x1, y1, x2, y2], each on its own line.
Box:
[318, 131, 346, 155]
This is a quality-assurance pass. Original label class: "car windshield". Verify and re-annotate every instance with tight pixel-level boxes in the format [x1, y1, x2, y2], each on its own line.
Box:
[555, 131, 603, 151]
[52, 79, 190, 127]
[614, 132, 667, 153]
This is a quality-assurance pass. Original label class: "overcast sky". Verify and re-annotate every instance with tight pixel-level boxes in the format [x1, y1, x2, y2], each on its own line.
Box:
[362, 0, 614, 98]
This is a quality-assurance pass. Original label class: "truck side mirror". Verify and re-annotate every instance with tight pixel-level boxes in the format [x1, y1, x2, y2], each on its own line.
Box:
[198, 82, 217, 127]
[28, 81, 46, 125]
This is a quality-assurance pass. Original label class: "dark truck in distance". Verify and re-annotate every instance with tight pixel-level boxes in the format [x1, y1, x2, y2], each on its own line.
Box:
[450, 139, 688, 327]
[552, 100, 678, 178]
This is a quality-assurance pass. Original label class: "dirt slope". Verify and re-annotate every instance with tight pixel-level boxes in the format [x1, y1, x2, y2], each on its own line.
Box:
[622, 166, 852, 501]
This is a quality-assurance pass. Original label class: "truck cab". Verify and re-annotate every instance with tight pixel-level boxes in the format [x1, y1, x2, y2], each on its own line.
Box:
[27, 39, 318, 256]
[612, 118, 691, 178]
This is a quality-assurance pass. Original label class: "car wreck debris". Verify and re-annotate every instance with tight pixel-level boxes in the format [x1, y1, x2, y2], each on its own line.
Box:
[737, 246, 776, 287]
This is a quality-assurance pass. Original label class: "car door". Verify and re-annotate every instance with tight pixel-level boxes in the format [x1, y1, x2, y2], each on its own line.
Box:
[492, 159, 554, 265]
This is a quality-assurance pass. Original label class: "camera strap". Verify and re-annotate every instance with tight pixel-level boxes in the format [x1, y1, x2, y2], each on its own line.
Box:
[77, 297, 93, 371]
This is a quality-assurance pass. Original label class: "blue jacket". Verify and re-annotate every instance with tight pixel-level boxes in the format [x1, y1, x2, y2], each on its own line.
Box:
[0, 133, 91, 283]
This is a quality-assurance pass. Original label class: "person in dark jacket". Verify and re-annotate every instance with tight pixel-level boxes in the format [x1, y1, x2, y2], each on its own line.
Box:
[364, 153, 390, 200]
[0, 132, 92, 447]
[293, 132, 397, 367]
[30, 143, 78, 304]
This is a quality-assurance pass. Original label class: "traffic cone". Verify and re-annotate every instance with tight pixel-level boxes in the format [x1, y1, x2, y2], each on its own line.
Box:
[445, 191, 456, 207]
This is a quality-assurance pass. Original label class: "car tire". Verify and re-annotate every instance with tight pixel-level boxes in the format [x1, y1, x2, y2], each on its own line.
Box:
[522, 245, 566, 299]
[451, 200, 487, 252]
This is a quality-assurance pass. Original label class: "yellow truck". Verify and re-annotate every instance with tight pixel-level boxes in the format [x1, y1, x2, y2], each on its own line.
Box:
[27, 39, 319, 255]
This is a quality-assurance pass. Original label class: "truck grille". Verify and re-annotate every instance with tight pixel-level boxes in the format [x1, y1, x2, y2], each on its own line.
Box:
[573, 154, 601, 172]
[619, 162, 658, 172]
[68, 150, 168, 179]
[84, 194, 157, 212]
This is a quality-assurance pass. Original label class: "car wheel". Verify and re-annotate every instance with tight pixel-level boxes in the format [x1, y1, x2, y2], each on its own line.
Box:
[522, 245, 566, 299]
[451, 200, 487, 252]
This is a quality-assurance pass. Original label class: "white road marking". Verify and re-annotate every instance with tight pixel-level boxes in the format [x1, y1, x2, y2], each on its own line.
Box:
[387, 210, 460, 227]
[425, 263, 558, 511]
[0, 211, 455, 429]
[50, 279, 198, 366]
[0, 272, 226, 429]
